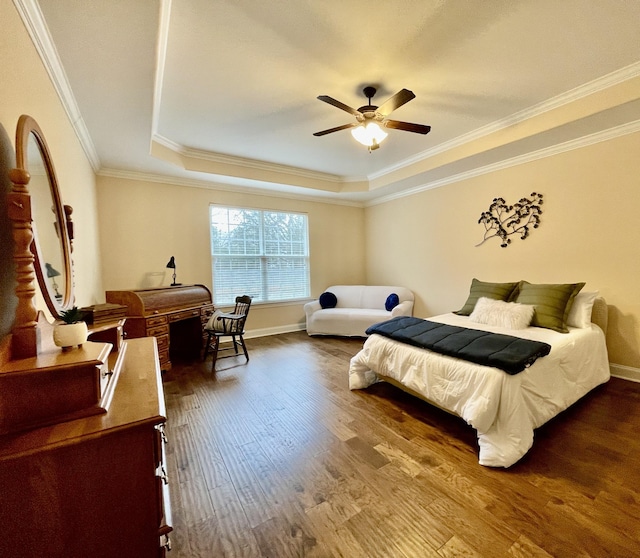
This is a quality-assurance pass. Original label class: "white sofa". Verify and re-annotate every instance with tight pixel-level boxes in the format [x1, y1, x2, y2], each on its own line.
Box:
[304, 285, 414, 337]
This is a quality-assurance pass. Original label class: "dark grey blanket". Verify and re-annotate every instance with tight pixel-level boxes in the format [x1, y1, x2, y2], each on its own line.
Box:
[366, 316, 551, 375]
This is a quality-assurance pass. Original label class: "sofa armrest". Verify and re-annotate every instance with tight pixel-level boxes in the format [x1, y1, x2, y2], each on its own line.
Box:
[304, 300, 322, 318]
[391, 300, 413, 317]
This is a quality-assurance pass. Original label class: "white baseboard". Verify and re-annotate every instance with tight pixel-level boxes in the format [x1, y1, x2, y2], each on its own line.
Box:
[244, 324, 306, 339]
[610, 363, 640, 383]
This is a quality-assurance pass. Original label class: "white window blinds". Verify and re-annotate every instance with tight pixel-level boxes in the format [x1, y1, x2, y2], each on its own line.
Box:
[210, 206, 310, 305]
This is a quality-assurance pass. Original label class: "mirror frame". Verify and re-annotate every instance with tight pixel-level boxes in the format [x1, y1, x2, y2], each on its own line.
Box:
[14, 115, 73, 320]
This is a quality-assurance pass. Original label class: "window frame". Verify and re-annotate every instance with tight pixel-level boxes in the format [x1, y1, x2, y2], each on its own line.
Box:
[209, 204, 310, 305]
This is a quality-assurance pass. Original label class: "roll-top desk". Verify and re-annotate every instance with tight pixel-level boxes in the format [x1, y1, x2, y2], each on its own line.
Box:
[106, 284, 214, 370]
[0, 337, 172, 557]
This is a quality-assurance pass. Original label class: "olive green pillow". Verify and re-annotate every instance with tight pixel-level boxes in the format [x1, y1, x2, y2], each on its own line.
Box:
[455, 279, 520, 316]
[515, 281, 585, 333]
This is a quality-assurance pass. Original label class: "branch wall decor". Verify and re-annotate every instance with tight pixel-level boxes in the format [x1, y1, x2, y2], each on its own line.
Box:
[476, 192, 543, 248]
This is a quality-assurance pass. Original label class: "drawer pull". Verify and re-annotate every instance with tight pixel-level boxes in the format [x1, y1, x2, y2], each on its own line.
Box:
[162, 534, 172, 551]
[102, 369, 114, 379]
[159, 466, 169, 485]
[156, 424, 169, 445]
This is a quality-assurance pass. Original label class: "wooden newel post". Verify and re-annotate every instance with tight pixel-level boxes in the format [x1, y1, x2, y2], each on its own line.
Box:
[7, 167, 38, 359]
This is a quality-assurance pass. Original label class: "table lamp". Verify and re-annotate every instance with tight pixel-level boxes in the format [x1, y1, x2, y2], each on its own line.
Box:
[166, 256, 181, 286]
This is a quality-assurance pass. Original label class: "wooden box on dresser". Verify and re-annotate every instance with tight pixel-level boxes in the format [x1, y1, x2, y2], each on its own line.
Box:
[0, 337, 172, 558]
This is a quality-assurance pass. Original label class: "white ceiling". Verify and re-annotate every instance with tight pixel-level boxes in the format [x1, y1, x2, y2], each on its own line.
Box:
[27, 0, 640, 203]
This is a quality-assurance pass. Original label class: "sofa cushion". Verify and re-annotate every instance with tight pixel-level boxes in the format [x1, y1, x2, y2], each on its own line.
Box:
[319, 291, 337, 308]
[330, 285, 366, 308]
[361, 286, 404, 309]
[309, 308, 392, 337]
[323, 285, 414, 309]
[385, 293, 400, 311]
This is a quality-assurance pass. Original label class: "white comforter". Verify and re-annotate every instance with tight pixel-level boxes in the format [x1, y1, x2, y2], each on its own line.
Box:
[348, 313, 610, 467]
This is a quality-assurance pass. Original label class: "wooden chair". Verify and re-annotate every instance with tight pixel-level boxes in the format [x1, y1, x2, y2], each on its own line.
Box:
[203, 295, 252, 371]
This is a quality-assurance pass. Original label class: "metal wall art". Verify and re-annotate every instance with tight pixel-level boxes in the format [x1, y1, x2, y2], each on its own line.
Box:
[476, 192, 543, 248]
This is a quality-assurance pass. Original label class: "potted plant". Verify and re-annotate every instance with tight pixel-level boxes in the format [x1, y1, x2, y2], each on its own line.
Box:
[53, 306, 88, 350]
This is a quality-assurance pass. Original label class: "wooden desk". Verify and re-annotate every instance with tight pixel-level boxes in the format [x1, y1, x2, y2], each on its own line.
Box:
[106, 284, 213, 370]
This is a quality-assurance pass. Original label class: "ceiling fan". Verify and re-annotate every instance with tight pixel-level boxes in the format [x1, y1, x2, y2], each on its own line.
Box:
[313, 86, 431, 151]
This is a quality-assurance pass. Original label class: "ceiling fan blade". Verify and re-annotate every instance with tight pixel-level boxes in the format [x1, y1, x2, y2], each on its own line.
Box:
[317, 95, 362, 117]
[383, 120, 431, 134]
[376, 89, 416, 116]
[313, 122, 358, 136]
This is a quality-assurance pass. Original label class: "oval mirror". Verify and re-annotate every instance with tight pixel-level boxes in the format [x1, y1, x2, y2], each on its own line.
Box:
[15, 115, 73, 318]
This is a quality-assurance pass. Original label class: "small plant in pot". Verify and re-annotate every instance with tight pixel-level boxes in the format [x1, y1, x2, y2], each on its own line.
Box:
[53, 306, 88, 350]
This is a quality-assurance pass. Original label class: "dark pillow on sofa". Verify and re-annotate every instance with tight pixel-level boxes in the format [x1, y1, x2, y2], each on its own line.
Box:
[385, 293, 400, 311]
[319, 291, 337, 309]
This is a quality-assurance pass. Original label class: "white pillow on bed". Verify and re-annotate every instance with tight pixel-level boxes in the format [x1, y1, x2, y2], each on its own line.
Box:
[566, 291, 598, 328]
[469, 297, 535, 330]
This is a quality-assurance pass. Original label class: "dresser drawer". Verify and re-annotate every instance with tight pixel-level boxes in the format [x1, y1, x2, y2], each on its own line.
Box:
[146, 315, 168, 328]
[155, 334, 169, 351]
[158, 347, 170, 367]
[155, 422, 173, 553]
[169, 308, 201, 322]
[158, 481, 173, 553]
[200, 304, 215, 317]
[147, 324, 169, 337]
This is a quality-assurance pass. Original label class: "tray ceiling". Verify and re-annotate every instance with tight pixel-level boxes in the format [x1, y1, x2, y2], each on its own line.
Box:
[28, 0, 640, 203]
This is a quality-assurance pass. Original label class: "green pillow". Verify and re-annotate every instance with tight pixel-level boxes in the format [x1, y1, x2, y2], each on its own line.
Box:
[515, 281, 585, 333]
[455, 279, 520, 316]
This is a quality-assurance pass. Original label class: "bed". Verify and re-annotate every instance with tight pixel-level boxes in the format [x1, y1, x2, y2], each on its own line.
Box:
[348, 281, 610, 468]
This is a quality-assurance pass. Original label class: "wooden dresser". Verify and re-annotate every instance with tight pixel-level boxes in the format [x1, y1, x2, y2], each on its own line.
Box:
[0, 337, 172, 558]
[106, 284, 214, 370]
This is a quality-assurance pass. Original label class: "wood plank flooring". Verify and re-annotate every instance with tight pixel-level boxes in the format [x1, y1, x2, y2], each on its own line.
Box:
[162, 332, 640, 558]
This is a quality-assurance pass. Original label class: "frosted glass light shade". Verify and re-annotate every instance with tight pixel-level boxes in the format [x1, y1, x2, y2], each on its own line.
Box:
[351, 122, 388, 147]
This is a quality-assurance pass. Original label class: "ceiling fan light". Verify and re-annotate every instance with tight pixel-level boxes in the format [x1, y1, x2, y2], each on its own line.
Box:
[351, 122, 388, 147]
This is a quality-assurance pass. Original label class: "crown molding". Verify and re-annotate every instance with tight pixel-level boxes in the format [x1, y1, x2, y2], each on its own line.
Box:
[152, 61, 640, 190]
[372, 61, 640, 181]
[152, 134, 348, 183]
[368, 118, 640, 207]
[97, 167, 365, 208]
[17, 0, 640, 204]
[80, 115, 640, 210]
[150, 0, 172, 139]
[14, 0, 101, 171]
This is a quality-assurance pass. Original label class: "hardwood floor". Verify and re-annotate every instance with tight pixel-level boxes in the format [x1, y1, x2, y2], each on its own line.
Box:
[162, 332, 640, 558]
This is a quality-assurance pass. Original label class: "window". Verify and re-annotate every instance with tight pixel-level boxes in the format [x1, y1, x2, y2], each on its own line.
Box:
[210, 206, 310, 305]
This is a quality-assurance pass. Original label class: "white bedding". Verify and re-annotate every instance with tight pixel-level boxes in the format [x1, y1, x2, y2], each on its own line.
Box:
[348, 312, 610, 467]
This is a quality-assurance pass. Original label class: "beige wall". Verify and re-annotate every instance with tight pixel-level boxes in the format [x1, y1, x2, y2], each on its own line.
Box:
[0, 0, 103, 331]
[365, 131, 640, 369]
[4, 0, 639, 372]
[96, 175, 366, 332]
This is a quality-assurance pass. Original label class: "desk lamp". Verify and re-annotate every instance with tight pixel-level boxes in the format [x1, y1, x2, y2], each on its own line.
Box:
[45, 262, 62, 299]
[166, 256, 181, 286]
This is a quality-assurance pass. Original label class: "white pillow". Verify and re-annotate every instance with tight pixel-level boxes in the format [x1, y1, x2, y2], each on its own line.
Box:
[566, 291, 598, 328]
[469, 297, 535, 330]
[205, 310, 234, 332]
